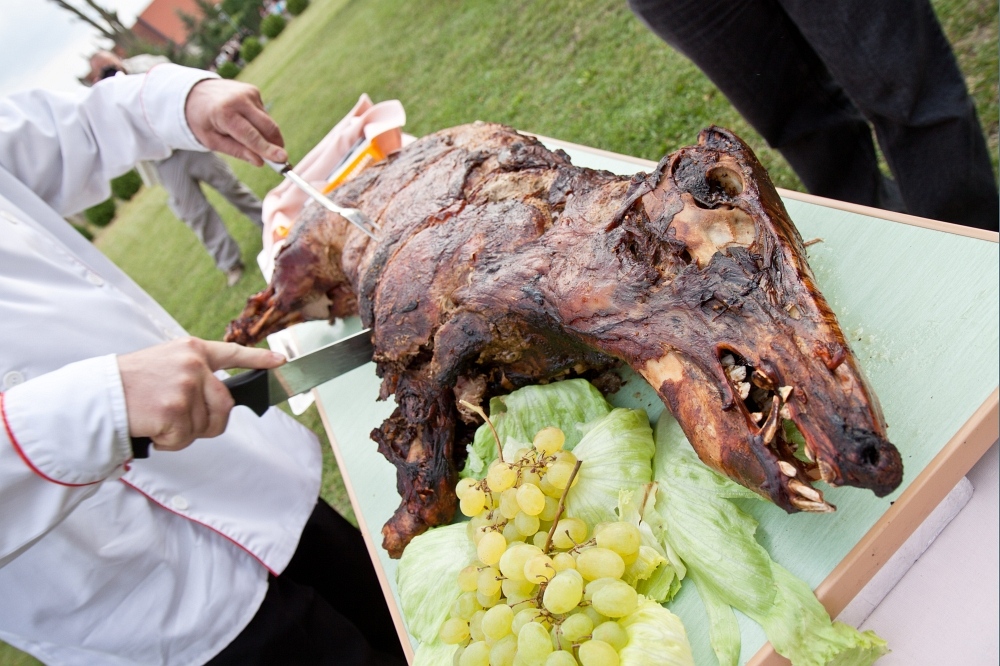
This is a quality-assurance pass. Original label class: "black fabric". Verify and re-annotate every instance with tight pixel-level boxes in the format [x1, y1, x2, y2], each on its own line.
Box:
[208, 500, 406, 666]
[627, 0, 999, 231]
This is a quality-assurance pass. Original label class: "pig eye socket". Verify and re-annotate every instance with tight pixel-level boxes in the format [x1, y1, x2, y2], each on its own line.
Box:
[706, 166, 744, 198]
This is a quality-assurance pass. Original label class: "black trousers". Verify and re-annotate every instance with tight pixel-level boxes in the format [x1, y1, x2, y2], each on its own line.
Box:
[628, 0, 999, 231]
[208, 500, 407, 666]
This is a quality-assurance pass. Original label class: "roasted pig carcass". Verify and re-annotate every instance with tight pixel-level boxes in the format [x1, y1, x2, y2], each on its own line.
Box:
[227, 123, 903, 557]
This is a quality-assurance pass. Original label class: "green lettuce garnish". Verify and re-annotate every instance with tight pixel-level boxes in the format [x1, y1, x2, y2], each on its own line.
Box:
[565, 408, 655, 529]
[461, 379, 612, 478]
[619, 599, 695, 666]
[396, 523, 475, 644]
[412, 640, 458, 665]
[652, 413, 888, 666]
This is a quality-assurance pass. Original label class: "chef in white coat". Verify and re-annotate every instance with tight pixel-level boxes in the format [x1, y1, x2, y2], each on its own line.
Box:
[0, 64, 404, 665]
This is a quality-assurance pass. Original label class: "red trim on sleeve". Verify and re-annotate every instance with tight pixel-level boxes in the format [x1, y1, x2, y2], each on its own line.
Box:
[120, 478, 279, 576]
[0, 392, 97, 488]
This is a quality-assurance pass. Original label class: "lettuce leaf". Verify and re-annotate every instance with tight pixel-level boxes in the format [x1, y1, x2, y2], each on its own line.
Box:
[565, 408, 656, 529]
[619, 599, 696, 666]
[460, 379, 612, 478]
[651, 413, 888, 666]
[396, 523, 475, 644]
[412, 640, 459, 665]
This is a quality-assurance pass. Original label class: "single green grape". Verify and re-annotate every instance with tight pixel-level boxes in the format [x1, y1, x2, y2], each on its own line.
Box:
[469, 609, 486, 641]
[450, 591, 481, 621]
[559, 611, 594, 642]
[457, 564, 480, 592]
[538, 496, 560, 522]
[477, 531, 508, 566]
[551, 551, 576, 572]
[487, 462, 517, 492]
[544, 650, 577, 666]
[575, 547, 625, 581]
[490, 634, 518, 666]
[478, 565, 502, 596]
[591, 621, 628, 651]
[511, 607, 543, 635]
[439, 616, 470, 644]
[515, 511, 541, 537]
[500, 488, 521, 519]
[481, 603, 514, 641]
[590, 580, 637, 618]
[517, 622, 554, 663]
[499, 543, 542, 581]
[578, 639, 620, 666]
[459, 640, 491, 666]
[523, 553, 556, 584]
[542, 569, 584, 614]
[460, 487, 487, 517]
[551, 517, 588, 549]
[545, 462, 576, 491]
[456, 477, 478, 500]
[594, 522, 641, 559]
[516, 483, 546, 516]
[533, 426, 565, 454]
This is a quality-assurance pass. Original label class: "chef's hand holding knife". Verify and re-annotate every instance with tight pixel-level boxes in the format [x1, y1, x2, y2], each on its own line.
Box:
[119, 79, 286, 454]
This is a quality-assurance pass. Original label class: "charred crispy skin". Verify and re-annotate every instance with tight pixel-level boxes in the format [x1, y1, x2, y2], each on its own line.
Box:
[227, 123, 903, 557]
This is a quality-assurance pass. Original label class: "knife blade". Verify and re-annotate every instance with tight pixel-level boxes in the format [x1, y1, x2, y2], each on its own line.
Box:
[129, 328, 374, 458]
[264, 160, 380, 239]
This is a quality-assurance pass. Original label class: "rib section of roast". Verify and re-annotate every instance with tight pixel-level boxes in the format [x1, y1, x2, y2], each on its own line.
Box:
[227, 123, 902, 558]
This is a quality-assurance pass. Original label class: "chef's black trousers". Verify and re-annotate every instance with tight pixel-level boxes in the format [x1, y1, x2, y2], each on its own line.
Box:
[208, 499, 406, 666]
[627, 0, 999, 231]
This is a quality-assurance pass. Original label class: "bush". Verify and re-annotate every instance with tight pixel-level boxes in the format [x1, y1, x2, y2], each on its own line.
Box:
[286, 0, 309, 16]
[84, 199, 116, 228]
[110, 169, 143, 201]
[261, 14, 286, 39]
[72, 223, 94, 241]
[217, 61, 241, 79]
[241, 36, 263, 62]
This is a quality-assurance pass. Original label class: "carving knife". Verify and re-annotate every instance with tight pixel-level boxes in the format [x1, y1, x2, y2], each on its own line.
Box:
[130, 328, 374, 458]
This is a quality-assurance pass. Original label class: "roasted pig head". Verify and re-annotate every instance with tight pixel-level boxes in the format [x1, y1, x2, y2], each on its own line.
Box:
[227, 123, 902, 555]
[560, 127, 903, 512]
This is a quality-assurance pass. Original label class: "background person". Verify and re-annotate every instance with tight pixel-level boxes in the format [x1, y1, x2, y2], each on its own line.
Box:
[627, 0, 1000, 232]
[89, 50, 268, 286]
[0, 64, 404, 665]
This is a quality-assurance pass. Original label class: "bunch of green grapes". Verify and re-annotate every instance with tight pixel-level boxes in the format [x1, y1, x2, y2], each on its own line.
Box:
[441, 426, 649, 666]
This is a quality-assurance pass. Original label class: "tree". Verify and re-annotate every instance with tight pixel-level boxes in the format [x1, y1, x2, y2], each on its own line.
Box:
[46, 0, 139, 51]
[179, 0, 238, 69]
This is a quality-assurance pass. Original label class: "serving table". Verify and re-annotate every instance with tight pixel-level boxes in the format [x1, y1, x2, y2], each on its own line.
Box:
[281, 137, 998, 664]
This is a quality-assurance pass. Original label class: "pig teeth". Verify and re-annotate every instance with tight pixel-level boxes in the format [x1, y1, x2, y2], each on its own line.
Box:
[721, 354, 735, 367]
[751, 369, 774, 390]
[791, 496, 836, 513]
[750, 412, 763, 424]
[789, 479, 823, 502]
[817, 459, 838, 484]
[779, 404, 792, 419]
[778, 460, 798, 477]
[726, 365, 748, 382]
[737, 382, 751, 400]
[760, 397, 781, 445]
[778, 385, 793, 401]
[801, 443, 816, 462]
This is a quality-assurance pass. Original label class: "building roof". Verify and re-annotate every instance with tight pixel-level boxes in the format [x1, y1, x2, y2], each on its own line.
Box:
[132, 0, 205, 46]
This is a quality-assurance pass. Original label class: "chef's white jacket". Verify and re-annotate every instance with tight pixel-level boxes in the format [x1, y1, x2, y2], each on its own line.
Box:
[0, 65, 321, 665]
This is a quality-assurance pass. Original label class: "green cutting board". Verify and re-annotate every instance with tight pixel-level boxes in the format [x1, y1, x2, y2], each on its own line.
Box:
[311, 140, 999, 664]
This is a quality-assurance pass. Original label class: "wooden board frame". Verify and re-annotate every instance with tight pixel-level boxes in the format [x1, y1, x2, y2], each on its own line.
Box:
[314, 134, 999, 665]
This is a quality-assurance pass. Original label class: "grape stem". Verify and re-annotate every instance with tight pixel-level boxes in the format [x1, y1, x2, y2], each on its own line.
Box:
[542, 459, 583, 554]
[459, 399, 504, 463]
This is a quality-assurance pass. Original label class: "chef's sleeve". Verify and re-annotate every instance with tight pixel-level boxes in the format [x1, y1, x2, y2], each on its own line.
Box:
[0, 355, 132, 568]
[0, 64, 216, 217]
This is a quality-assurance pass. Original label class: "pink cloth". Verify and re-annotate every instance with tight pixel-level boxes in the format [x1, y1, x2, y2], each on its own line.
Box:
[257, 94, 406, 279]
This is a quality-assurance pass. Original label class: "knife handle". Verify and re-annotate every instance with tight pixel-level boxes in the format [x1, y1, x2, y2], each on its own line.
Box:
[128, 370, 271, 459]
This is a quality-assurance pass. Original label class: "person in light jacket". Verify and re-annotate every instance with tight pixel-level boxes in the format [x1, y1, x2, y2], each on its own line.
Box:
[0, 64, 404, 665]
[90, 50, 266, 287]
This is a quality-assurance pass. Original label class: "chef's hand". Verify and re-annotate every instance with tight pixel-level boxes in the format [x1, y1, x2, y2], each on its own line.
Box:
[184, 78, 288, 166]
[117, 338, 286, 452]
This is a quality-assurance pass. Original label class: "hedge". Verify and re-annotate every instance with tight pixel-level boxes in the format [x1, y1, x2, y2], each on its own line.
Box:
[261, 14, 286, 39]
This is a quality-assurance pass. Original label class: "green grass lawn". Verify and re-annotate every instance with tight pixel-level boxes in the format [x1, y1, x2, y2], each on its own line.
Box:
[2, 0, 995, 662]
